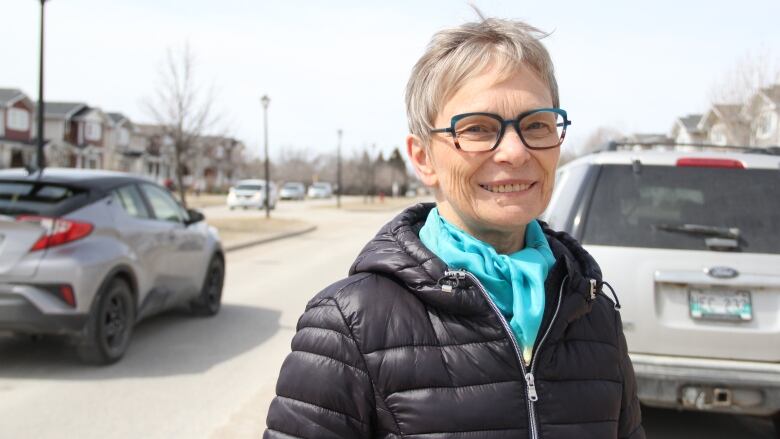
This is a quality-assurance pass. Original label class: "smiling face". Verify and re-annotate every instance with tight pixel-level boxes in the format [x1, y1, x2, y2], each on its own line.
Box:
[407, 63, 561, 253]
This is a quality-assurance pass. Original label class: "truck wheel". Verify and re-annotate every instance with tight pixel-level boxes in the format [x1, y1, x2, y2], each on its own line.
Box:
[76, 278, 135, 365]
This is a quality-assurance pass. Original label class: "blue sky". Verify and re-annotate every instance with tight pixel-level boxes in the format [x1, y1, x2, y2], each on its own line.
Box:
[3, 0, 779, 158]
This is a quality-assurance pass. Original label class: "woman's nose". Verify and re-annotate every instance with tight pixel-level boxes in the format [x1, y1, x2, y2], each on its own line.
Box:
[493, 129, 531, 166]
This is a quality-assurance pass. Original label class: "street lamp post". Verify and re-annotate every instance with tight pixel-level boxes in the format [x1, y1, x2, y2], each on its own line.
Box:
[336, 129, 342, 208]
[260, 94, 271, 219]
[36, 0, 49, 170]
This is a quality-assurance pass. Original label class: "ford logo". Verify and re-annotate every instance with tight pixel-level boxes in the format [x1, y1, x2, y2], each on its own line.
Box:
[706, 266, 739, 279]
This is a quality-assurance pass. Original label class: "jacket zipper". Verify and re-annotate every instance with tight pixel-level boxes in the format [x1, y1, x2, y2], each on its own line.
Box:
[444, 269, 567, 439]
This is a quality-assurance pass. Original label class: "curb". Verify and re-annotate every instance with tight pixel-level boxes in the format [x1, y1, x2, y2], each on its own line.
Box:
[224, 225, 318, 253]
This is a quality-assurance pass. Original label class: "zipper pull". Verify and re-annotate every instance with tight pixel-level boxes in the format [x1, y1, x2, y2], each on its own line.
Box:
[439, 270, 467, 293]
[525, 372, 539, 402]
[589, 279, 597, 301]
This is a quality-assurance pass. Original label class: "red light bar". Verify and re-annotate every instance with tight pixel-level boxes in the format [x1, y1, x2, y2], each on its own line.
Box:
[676, 158, 744, 169]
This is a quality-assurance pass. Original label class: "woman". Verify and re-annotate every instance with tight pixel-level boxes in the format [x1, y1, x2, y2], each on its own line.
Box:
[265, 18, 644, 439]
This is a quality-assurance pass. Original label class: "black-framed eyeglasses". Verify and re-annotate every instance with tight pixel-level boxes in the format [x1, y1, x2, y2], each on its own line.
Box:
[430, 108, 571, 152]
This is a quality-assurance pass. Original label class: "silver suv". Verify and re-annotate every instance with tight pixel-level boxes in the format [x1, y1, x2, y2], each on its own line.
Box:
[0, 168, 225, 364]
[543, 145, 780, 425]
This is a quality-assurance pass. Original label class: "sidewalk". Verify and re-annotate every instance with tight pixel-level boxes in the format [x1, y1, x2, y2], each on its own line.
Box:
[186, 193, 227, 209]
[207, 216, 316, 252]
[317, 195, 434, 212]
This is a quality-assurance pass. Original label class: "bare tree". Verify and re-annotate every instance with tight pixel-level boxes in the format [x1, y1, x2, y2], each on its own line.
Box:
[709, 49, 780, 104]
[274, 147, 316, 184]
[145, 43, 218, 207]
[578, 126, 624, 156]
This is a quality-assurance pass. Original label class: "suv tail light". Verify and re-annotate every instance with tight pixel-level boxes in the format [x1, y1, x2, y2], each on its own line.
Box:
[39, 284, 77, 307]
[17, 216, 94, 252]
[676, 158, 744, 169]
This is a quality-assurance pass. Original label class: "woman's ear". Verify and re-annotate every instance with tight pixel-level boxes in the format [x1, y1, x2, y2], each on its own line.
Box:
[406, 134, 438, 187]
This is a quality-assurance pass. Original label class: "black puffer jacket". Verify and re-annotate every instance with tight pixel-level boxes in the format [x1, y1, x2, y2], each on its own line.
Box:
[265, 203, 645, 439]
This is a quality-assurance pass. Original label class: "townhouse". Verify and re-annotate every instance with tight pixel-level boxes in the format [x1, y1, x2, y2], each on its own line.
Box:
[0, 87, 247, 191]
[624, 82, 780, 151]
[0, 88, 35, 168]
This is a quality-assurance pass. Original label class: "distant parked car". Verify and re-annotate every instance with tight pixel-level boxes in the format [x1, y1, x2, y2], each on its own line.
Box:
[542, 145, 780, 424]
[0, 168, 224, 364]
[307, 182, 333, 199]
[227, 179, 277, 209]
[279, 182, 306, 200]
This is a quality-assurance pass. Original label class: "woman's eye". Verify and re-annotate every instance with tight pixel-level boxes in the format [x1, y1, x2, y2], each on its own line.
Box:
[525, 122, 548, 131]
[462, 125, 493, 133]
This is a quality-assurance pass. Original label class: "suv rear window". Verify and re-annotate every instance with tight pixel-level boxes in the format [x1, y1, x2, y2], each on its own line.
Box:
[0, 181, 88, 217]
[581, 164, 780, 254]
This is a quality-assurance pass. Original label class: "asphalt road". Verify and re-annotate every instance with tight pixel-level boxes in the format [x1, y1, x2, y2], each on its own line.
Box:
[0, 198, 775, 438]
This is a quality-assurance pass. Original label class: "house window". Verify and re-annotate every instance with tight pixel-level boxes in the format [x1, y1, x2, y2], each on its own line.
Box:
[118, 128, 130, 146]
[7, 108, 30, 131]
[85, 122, 102, 141]
[710, 125, 727, 145]
[756, 112, 777, 139]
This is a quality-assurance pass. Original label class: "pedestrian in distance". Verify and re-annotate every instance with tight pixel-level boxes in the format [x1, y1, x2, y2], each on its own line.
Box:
[265, 17, 645, 439]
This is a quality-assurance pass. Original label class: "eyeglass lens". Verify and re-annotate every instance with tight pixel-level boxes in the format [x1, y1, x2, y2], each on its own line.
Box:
[453, 110, 564, 151]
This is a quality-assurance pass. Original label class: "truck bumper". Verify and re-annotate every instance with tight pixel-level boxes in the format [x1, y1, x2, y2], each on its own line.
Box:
[631, 353, 780, 417]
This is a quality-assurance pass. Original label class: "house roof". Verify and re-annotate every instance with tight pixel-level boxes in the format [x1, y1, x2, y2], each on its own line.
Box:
[0, 88, 25, 107]
[35, 102, 88, 119]
[679, 114, 703, 132]
[699, 104, 746, 130]
[71, 106, 110, 121]
[760, 84, 780, 104]
[713, 104, 742, 121]
[107, 112, 127, 124]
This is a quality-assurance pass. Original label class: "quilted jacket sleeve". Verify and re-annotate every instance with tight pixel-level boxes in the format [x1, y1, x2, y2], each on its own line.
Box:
[616, 312, 646, 439]
[264, 297, 375, 439]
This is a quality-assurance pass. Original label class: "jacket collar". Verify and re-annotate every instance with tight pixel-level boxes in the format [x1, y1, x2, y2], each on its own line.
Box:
[350, 203, 603, 315]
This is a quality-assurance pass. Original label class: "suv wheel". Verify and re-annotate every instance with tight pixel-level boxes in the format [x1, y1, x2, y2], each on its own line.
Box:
[76, 278, 135, 365]
[191, 256, 224, 316]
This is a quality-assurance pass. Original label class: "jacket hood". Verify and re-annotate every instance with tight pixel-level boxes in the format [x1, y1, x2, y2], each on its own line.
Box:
[349, 203, 604, 313]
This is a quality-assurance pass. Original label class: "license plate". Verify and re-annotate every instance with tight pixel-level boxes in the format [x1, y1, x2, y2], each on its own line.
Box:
[689, 288, 752, 321]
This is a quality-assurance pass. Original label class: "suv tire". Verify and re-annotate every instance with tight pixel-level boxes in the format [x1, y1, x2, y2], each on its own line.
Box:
[191, 256, 224, 317]
[76, 278, 135, 365]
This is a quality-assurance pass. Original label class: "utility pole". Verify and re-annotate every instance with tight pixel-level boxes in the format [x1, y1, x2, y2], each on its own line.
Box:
[36, 0, 49, 170]
[260, 95, 271, 219]
[337, 129, 342, 208]
[370, 143, 377, 203]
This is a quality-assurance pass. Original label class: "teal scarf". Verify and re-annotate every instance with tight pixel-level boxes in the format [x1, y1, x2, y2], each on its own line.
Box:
[419, 208, 556, 363]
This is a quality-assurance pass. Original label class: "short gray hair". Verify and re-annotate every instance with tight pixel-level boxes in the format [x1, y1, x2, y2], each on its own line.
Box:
[405, 18, 559, 147]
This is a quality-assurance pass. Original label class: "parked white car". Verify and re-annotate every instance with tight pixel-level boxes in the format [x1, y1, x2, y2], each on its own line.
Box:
[279, 182, 306, 200]
[307, 182, 333, 199]
[227, 180, 277, 210]
[543, 145, 780, 425]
